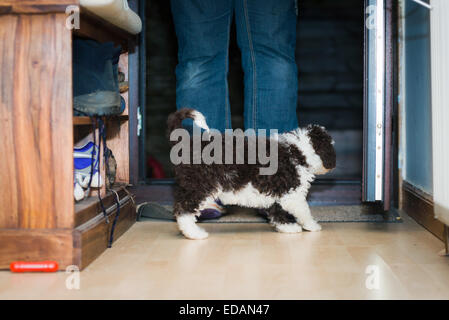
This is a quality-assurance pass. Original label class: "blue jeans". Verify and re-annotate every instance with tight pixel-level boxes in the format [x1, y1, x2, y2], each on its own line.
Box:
[171, 0, 299, 133]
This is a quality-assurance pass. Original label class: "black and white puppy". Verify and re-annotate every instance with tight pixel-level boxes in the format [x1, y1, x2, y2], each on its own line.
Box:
[167, 108, 336, 240]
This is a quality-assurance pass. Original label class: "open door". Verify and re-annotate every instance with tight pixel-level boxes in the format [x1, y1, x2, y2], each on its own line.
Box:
[363, 0, 393, 210]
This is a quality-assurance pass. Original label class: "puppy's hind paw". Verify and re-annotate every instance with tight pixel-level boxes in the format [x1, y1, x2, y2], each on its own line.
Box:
[177, 214, 209, 240]
[275, 223, 302, 233]
[302, 220, 322, 232]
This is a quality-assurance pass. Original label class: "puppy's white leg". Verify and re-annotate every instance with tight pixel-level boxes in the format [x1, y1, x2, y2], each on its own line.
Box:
[273, 222, 302, 233]
[176, 214, 209, 240]
[267, 207, 302, 233]
[279, 195, 321, 232]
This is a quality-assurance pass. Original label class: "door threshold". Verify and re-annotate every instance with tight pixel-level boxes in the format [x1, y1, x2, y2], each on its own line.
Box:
[132, 178, 362, 206]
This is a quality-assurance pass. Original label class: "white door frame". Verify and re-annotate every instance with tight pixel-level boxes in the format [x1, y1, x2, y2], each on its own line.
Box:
[364, 0, 386, 202]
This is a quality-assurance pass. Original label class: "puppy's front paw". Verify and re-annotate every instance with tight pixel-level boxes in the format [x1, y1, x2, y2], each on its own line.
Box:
[182, 227, 209, 240]
[177, 214, 209, 240]
[302, 220, 322, 232]
[275, 223, 302, 233]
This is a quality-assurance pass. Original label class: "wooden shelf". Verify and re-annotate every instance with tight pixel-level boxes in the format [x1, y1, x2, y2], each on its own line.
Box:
[74, 7, 136, 52]
[74, 114, 129, 126]
[0, 3, 137, 52]
[73, 184, 136, 269]
[0, 1, 138, 271]
[0, 1, 74, 14]
[75, 184, 130, 227]
[74, 193, 136, 269]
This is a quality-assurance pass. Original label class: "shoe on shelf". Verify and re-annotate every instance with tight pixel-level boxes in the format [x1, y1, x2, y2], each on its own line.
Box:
[119, 95, 126, 114]
[74, 181, 85, 202]
[74, 141, 103, 189]
[73, 38, 123, 116]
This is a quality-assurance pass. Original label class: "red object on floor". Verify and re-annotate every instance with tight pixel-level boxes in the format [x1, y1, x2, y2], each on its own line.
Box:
[10, 261, 59, 272]
[147, 155, 166, 179]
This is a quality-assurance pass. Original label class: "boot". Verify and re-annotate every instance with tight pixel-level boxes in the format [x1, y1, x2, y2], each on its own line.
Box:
[73, 38, 123, 116]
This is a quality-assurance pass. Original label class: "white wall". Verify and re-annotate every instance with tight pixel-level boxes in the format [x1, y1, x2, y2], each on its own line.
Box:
[430, 0, 449, 226]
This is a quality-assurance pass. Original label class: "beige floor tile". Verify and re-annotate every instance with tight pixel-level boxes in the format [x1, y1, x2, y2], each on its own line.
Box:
[0, 216, 448, 299]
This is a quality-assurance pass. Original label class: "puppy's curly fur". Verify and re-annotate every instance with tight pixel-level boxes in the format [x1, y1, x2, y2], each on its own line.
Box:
[168, 108, 336, 240]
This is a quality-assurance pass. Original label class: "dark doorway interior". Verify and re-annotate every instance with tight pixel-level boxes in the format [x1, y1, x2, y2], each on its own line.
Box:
[296, 0, 364, 180]
[144, 0, 364, 184]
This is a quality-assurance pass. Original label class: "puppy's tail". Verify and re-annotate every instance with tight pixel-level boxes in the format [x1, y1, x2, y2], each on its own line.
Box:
[167, 108, 210, 139]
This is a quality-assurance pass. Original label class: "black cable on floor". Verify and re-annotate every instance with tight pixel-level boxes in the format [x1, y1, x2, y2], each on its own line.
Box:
[108, 190, 121, 248]
[98, 117, 120, 247]
[96, 117, 109, 224]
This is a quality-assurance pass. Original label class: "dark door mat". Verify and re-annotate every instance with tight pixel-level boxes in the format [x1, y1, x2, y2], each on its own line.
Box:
[137, 202, 402, 223]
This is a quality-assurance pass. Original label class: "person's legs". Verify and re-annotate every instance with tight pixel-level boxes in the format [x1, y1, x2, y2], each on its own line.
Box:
[171, 1, 232, 218]
[234, 0, 299, 133]
[170, 0, 233, 132]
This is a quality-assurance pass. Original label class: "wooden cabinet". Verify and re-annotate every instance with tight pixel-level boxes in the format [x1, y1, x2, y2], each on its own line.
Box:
[0, 0, 140, 270]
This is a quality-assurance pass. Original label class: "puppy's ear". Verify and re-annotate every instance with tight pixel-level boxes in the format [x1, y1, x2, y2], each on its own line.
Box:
[306, 124, 336, 170]
[306, 124, 333, 144]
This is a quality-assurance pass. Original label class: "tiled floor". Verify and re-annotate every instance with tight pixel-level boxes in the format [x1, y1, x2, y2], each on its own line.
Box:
[1, 213, 448, 299]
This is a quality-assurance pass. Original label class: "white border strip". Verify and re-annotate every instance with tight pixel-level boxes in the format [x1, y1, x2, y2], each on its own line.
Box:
[375, 0, 385, 200]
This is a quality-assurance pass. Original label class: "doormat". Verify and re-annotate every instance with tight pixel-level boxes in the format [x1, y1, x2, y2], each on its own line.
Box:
[137, 202, 402, 223]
